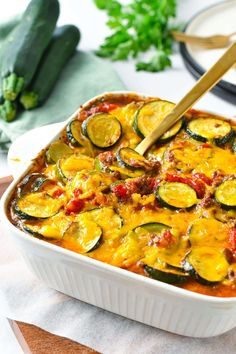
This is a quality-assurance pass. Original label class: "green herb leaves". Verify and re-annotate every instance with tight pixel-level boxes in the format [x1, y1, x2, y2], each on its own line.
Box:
[94, 0, 177, 72]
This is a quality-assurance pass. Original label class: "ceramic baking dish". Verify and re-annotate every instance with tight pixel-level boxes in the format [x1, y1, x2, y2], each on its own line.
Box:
[1, 91, 236, 338]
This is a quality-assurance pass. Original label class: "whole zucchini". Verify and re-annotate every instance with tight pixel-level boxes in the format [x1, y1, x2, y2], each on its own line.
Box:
[1, 0, 60, 101]
[20, 25, 80, 109]
[0, 100, 17, 122]
[0, 18, 20, 120]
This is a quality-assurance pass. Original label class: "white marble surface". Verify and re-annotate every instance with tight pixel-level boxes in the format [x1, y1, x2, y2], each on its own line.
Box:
[0, 0, 235, 351]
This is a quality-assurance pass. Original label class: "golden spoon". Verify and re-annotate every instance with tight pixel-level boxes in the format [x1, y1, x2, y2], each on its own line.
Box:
[172, 31, 236, 49]
[135, 41, 236, 156]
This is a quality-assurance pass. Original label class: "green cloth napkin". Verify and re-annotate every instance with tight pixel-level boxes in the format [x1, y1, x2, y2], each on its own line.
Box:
[0, 18, 125, 146]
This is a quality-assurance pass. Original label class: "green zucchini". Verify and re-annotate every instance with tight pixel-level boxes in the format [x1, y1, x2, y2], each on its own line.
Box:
[232, 137, 236, 153]
[136, 222, 171, 233]
[156, 182, 198, 209]
[66, 120, 85, 146]
[186, 118, 233, 145]
[20, 25, 80, 109]
[22, 223, 43, 238]
[144, 264, 189, 284]
[110, 165, 145, 178]
[133, 100, 183, 143]
[78, 207, 122, 240]
[184, 247, 229, 284]
[215, 179, 236, 209]
[63, 219, 102, 253]
[0, 100, 17, 122]
[116, 147, 147, 169]
[57, 154, 94, 181]
[17, 173, 47, 197]
[0, 16, 20, 104]
[14, 192, 63, 219]
[188, 218, 228, 247]
[1, 0, 60, 101]
[95, 151, 145, 177]
[22, 211, 71, 240]
[46, 141, 73, 164]
[138, 223, 189, 270]
[82, 113, 122, 148]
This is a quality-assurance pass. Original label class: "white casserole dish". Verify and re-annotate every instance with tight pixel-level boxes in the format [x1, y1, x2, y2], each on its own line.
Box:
[1, 91, 236, 338]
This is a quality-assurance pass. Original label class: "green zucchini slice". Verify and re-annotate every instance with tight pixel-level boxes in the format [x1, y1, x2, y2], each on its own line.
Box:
[138, 224, 189, 270]
[188, 218, 228, 247]
[117, 147, 146, 169]
[63, 219, 102, 253]
[215, 179, 236, 209]
[57, 154, 94, 181]
[77, 207, 122, 241]
[157, 182, 198, 209]
[186, 118, 233, 145]
[46, 141, 73, 164]
[14, 192, 63, 219]
[66, 120, 85, 146]
[82, 113, 122, 148]
[232, 137, 236, 154]
[134, 100, 183, 143]
[17, 173, 47, 197]
[110, 165, 145, 178]
[23, 211, 71, 240]
[144, 264, 189, 284]
[15, 194, 63, 220]
[137, 222, 171, 233]
[185, 247, 229, 284]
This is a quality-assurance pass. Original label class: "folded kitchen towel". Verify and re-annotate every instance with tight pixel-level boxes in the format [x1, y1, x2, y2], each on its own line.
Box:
[0, 18, 125, 146]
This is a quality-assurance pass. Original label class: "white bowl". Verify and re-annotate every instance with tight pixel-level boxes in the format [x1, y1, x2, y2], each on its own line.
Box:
[1, 91, 236, 338]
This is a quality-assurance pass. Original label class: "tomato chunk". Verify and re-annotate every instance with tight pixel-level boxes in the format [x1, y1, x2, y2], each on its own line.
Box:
[65, 198, 85, 214]
[112, 184, 128, 199]
[192, 173, 213, 186]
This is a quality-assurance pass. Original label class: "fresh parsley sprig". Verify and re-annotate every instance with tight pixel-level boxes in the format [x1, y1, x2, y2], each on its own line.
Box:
[94, 0, 178, 72]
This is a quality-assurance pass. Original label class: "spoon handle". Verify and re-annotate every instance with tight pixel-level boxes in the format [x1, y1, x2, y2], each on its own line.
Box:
[135, 41, 236, 155]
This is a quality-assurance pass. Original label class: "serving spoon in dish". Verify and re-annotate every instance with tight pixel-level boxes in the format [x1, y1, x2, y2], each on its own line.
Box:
[135, 41, 236, 156]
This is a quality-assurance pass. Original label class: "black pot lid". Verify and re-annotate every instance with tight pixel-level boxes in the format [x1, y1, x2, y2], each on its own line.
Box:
[180, 0, 236, 104]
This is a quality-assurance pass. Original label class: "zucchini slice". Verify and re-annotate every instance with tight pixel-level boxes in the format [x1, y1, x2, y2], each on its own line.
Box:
[77, 207, 122, 240]
[184, 247, 229, 284]
[137, 222, 171, 233]
[144, 264, 189, 284]
[116, 147, 146, 169]
[110, 165, 145, 178]
[14, 192, 63, 219]
[23, 211, 71, 240]
[186, 118, 233, 145]
[232, 137, 236, 154]
[134, 100, 183, 143]
[66, 120, 85, 146]
[57, 154, 94, 181]
[138, 224, 189, 270]
[157, 182, 198, 209]
[188, 218, 228, 247]
[82, 113, 122, 148]
[63, 218, 102, 253]
[46, 141, 73, 164]
[215, 179, 236, 209]
[17, 173, 47, 197]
